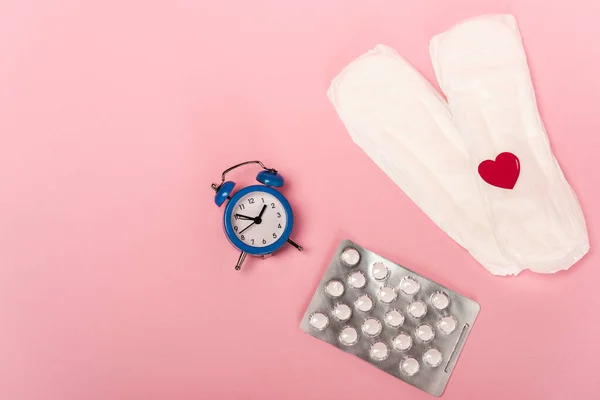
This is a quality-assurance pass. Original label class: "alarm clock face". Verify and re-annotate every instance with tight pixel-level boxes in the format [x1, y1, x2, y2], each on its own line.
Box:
[223, 185, 294, 255]
[229, 191, 288, 247]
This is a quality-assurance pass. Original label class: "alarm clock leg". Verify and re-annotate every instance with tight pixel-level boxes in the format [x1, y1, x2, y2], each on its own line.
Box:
[287, 238, 303, 252]
[235, 251, 247, 271]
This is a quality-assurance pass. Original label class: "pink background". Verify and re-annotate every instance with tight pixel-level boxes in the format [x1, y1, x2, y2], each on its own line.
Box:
[1, 0, 599, 399]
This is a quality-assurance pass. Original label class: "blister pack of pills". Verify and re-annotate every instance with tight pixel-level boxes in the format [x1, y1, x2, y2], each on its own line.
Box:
[300, 240, 480, 397]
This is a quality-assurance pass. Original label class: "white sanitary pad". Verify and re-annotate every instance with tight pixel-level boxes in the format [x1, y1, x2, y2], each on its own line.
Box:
[328, 15, 589, 275]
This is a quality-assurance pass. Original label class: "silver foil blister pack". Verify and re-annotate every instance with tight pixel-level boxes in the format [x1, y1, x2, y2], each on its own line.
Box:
[300, 240, 480, 397]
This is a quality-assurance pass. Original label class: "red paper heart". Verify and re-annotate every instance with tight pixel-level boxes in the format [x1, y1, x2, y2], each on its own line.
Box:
[478, 152, 520, 189]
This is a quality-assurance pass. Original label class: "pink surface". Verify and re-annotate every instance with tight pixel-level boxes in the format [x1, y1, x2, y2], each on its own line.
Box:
[1, 0, 599, 399]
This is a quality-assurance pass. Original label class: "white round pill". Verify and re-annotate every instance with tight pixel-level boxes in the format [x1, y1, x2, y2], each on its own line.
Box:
[416, 324, 435, 342]
[325, 280, 344, 297]
[347, 271, 366, 289]
[333, 303, 352, 322]
[354, 294, 374, 312]
[400, 277, 420, 295]
[392, 332, 412, 351]
[339, 326, 358, 346]
[408, 300, 427, 318]
[400, 357, 420, 376]
[438, 315, 457, 334]
[309, 312, 329, 330]
[377, 285, 397, 304]
[384, 309, 404, 328]
[371, 262, 389, 280]
[423, 348, 443, 367]
[341, 247, 360, 267]
[430, 291, 450, 310]
[369, 342, 389, 361]
[362, 317, 382, 336]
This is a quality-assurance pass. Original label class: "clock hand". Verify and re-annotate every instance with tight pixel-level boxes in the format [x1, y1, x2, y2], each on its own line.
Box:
[238, 221, 256, 235]
[256, 205, 267, 221]
[235, 213, 255, 221]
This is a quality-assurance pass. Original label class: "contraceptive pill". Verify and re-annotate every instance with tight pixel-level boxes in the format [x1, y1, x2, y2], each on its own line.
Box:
[362, 317, 382, 336]
[423, 348, 443, 367]
[355, 294, 374, 312]
[408, 300, 427, 318]
[400, 276, 420, 295]
[384, 309, 404, 328]
[372, 262, 389, 280]
[325, 280, 345, 297]
[431, 291, 450, 310]
[438, 316, 457, 334]
[347, 271, 366, 288]
[339, 326, 359, 346]
[401, 357, 420, 376]
[333, 303, 352, 321]
[369, 341, 390, 361]
[392, 332, 412, 351]
[341, 247, 361, 266]
[377, 285, 397, 303]
[416, 324, 435, 343]
[300, 240, 480, 397]
[309, 312, 329, 330]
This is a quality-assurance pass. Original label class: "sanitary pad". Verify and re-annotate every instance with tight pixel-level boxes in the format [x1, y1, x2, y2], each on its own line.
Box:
[328, 15, 589, 275]
[430, 15, 588, 273]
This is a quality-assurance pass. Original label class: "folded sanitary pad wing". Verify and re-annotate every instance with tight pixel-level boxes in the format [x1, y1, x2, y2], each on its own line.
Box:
[327, 45, 521, 275]
[430, 15, 589, 273]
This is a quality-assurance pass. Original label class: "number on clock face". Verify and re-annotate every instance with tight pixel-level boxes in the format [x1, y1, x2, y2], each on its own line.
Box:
[230, 191, 288, 247]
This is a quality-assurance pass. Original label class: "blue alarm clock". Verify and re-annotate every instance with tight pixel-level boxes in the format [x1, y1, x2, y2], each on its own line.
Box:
[211, 160, 303, 270]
